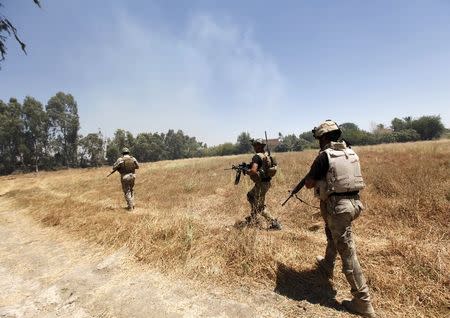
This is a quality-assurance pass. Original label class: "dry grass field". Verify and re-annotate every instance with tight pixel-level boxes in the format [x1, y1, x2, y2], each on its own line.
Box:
[1, 140, 449, 317]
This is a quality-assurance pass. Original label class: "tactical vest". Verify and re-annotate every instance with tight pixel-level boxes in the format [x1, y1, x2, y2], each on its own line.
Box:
[256, 152, 278, 179]
[315, 142, 365, 200]
[119, 156, 136, 174]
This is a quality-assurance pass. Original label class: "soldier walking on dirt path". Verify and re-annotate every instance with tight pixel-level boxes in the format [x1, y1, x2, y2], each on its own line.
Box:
[242, 138, 282, 230]
[297, 120, 375, 317]
[112, 147, 139, 210]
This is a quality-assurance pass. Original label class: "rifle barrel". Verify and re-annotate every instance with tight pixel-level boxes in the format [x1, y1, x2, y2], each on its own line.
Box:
[265, 131, 271, 156]
[281, 194, 293, 206]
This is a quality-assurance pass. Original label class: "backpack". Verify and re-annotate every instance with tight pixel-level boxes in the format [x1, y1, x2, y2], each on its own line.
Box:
[257, 153, 278, 178]
[119, 156, 136, 174]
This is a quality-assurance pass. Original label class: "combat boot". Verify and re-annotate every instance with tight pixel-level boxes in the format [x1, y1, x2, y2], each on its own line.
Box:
[268, 219, 282, 231]
[342, 299, 376, 318]
[234, 216, 256, 229]
[316, 255, 334, 279]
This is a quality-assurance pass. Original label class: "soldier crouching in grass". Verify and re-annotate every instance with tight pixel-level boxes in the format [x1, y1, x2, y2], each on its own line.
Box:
[242, 138, 282, 230]
[302, 120, 376, 317]
[111, 147, 139, 210]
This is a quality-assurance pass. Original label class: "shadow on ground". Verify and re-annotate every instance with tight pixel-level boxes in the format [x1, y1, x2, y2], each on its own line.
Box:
[274, 262, 341, 312]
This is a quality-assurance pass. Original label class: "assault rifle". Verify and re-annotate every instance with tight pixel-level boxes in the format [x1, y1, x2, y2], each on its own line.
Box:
[281, 177, 320, 209]
[106, 169, 116, 178]
[225, 162, 250, 185]
[281, 177, 306, 206]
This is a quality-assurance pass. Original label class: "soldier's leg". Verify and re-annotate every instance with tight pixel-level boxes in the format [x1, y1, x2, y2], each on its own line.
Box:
[258, 182, 274, 221]
[256, 182, 281, 230]
[246, 185, 258, 221]
[260, 207, 275, 222]
[327, 199, 374, 315]
[317, 201, 337, 276]
[129, 177, 135, 208]
[121, 176, 133, 209]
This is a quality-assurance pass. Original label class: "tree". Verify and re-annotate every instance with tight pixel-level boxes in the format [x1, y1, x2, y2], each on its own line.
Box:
[299, 131, 315, 143]
[105, 139, 119, 165]
[340, 122, 360, 131]
[411, 115, 445, 140]
[79, 132, 104, 167]
[132, 132, 166, 162]
[126, 131, 135, 149]
[392, 129, 420, 143]
[22, 96, 48, 172]
[284, 134, 304, 151]
[203, 143, 237, 157]
[0, 1, 41, 64]
[46, 92, 80, 167]
[164, 129, 187, 160]
[236, 132, 252, 154]
[111, 129, 130, 151]
[105, 129, 134, 164]
[391, 118, 406, 132]
[0, 98, 26, 173]
[274, 144, 289, 152]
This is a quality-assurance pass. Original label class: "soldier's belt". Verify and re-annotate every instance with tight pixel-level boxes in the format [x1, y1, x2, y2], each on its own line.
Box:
[329, 191, 359, 198]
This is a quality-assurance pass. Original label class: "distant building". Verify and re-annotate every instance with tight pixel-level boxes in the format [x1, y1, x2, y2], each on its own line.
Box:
[266, 137, 282, 149]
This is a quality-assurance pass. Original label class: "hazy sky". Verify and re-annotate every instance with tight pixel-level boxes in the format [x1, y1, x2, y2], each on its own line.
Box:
[1, 0, 449, 145]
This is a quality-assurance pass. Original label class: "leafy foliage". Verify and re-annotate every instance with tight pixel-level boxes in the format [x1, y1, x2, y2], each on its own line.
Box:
[46, 92, 80, 167]
[22, 96, 48, 172]
[236, 132, 252, 154]
[410, 115, 445, 140]
[0, 1, 40, 64]
[274, 134, 305, 152]
[79, 132, 104, 167]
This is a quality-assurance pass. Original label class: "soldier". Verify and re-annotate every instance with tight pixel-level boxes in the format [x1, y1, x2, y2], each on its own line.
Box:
[112, 147, 139, 210]
[301, 120, 375, 317]
[243, 138, 282, 230]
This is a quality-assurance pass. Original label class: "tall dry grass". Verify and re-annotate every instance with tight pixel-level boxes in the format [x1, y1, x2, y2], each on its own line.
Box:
[1, 140, 449, 317]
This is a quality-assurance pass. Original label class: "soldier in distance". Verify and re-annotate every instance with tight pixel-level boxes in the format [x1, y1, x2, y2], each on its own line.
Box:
[112, 147, 139, 210]
[242, 138, 281, 230]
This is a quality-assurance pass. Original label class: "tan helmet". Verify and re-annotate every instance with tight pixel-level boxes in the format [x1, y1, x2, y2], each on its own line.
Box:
[312, 120, 341, 139]
[251, 138, 266, 146]
[122, 147, 130, 154]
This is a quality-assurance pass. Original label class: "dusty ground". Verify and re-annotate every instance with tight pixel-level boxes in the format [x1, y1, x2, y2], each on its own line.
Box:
[0, 198, 355, 318]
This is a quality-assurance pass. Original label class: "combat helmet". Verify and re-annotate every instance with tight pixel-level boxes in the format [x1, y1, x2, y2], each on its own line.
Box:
[250, 138, 266, 146]
[122, 147, 130, 154]
[312, 120, 341, 139]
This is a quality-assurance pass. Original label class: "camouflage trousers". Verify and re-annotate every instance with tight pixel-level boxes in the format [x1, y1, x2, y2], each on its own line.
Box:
[246, 181, 275, 223]
[320, 195, 372, 305]
[121, 173, 135, 209]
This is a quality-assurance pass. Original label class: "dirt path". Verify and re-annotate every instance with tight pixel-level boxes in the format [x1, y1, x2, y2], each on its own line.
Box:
[0, 198, 353, 318]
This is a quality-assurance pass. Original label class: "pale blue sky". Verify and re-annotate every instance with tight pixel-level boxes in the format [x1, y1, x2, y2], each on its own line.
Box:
[1, 0, 449, 145]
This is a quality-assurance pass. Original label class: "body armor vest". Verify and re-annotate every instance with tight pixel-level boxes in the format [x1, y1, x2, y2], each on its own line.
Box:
[119, 156, 136, 174]
[315, 142, 365, 200]
[256, 152, 277, 179]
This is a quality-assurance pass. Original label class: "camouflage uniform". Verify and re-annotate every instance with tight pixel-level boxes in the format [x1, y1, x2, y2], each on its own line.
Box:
[113, 152, 139, 210]
[247, 172, 274, 223]
[319, 194, 372, 309]
[307, 121, 375, 318]
[245, 138, 281, 230]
